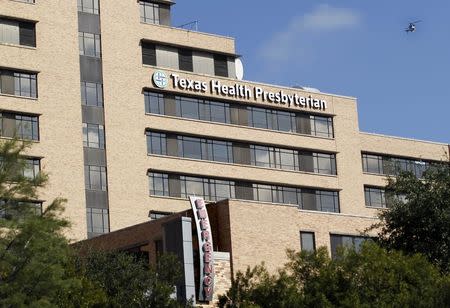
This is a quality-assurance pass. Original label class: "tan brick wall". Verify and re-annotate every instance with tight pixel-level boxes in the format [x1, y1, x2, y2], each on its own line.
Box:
[0, 0, 87, 241]
[227, 200, 377, 273]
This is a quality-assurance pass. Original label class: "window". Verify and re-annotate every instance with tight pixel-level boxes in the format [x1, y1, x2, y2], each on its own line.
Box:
[178, 136, 203, 160]
[83, 123, 105, 149]
[214, 54, 228, 77]
[23, 158, 40, 179]
[313, 153, 336, 175]
[362, 153, 383, 174]
[210, 140, 233, 163]
[275, 149, 297, 170]
[276, 111, 295, 132]
[87, 208, 109, 234]
[142, 41, 157, 66]
[140, 1, 160, 24]
[316, 191, 339, 212]
[250, 145, 272, 168]
[300, 232, 316, 252]
[12, 72, 37, 98]
[310, 115, 333, 138]
[248, 107, 268, 129]
[79, 32, 101, 57]
[149, 210, 171, 220]
[77, 0, 99, 14]
[148, 172, 169, 196]
[209, 101, 231, 124]
[14, 0, 35, 3]
[0, 18, 35, 47]
[81, 82, 103, 106]
[330, 234, 369, 259]
[15, 114, 39, 140]
[0, 70, 38, 98]
[0, 200, 42, 220]
[146, 131, 167, 155]
[85, 165, 107, 191]
[210, 179, 235, 200]
[364, 186, 387, 208]
[253, 184, 273, 202]
[178, 49, 193, 72]
[0, 113, 39, 140]
[176, 96, 200, 120]
[144, 91, 164, 114]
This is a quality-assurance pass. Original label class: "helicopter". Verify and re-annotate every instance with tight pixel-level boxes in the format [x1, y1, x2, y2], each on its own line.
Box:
[405, 20, 422, 33]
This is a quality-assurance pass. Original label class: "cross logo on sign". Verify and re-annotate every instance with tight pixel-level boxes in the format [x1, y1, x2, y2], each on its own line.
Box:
[152, 71, 168, 88]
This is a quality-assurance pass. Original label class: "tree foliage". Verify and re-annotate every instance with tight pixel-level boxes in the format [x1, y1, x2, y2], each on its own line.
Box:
[77, 250, 185, 308]
[0, 139, 105, 306]
[219, 242, 450, 308]
[374, 162, 450, 272]
[0, 139, 185, 307]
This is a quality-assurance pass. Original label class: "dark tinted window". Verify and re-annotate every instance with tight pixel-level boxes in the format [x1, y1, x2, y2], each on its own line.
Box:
[142, 41, 157, 65]
[178, 49, 193, 72]
[214, 54, 228, 77]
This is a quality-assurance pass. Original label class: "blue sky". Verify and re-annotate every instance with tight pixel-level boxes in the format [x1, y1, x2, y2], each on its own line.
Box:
[172, 1, 450, 144]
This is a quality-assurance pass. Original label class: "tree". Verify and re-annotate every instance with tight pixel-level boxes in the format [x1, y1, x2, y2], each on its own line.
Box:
[0, 139, 105, 307]
[373, 162, 450, 272]
[77, 250, 187, 308]
[219, 242, 450, 308]
[0, 139, 189, 307]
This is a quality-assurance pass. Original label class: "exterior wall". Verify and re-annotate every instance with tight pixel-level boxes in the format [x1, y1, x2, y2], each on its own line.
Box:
[0, 0, 87, 240]
[227, 200, 377, 273]
[211, 252, 232, 306]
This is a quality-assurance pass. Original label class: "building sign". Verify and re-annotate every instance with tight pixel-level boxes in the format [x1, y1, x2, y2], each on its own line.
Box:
[152, 71, 328, 111]
[152, 70, 169, 88]
[189, 196, 214, 302]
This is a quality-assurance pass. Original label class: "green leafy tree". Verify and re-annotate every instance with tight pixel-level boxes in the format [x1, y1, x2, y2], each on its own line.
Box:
[78, 250, 187, 307]
[219, 242, 450, 308]
[0, 139, 106, 307]
[373, 162, 450, 272]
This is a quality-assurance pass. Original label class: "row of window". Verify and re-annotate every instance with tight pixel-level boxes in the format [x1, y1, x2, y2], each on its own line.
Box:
[0, 69, 37, 98]
[142, 42, 232, 78]
[145, 92, 334, 138]
[12, 0, 35, 3]
[0, 200, 42, 220]
[362, 153, 432, 178]
[147, 131, 337, 175]
[0, 156, 40, 180]
[0, 17, 36, 47]
[148, 172, 340, 213]
[0, 112, 39, 140]
[300, 232, 368, 259]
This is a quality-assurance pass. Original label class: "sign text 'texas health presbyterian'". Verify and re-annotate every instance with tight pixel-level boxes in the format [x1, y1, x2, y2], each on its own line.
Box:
[153, 71, 328, 111]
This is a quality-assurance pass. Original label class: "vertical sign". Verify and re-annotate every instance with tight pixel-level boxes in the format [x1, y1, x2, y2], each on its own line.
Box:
[189, 196, 214, 302]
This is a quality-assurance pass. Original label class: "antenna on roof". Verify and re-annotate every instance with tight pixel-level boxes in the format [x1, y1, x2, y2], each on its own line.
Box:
[178, 20, 199, 31]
